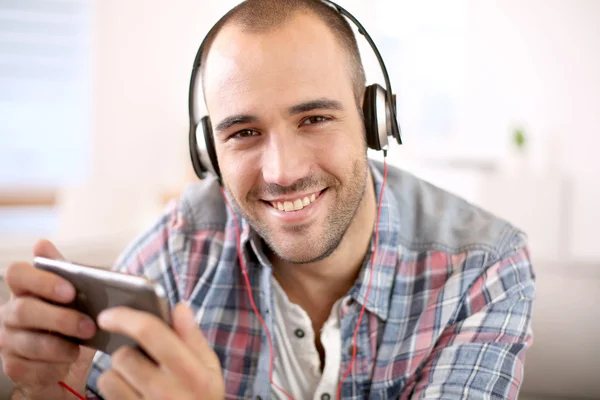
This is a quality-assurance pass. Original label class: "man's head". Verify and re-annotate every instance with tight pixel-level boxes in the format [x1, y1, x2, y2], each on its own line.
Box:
[201, 0, 373, 264]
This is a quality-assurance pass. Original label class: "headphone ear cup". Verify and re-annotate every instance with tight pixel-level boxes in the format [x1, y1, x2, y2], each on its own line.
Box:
[201, 116, 222, 180]
[363, 83, 390, 151]
[189, 120, 207, 180]
[362, 84, 381, 151]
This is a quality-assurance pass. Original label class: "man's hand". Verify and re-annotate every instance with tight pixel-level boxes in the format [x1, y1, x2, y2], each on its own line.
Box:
[0, 240, 97, 400]
[96, 302, 225, 399]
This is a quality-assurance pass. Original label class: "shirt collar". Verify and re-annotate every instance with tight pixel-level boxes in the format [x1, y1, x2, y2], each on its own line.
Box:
[230, 159, 400, 321]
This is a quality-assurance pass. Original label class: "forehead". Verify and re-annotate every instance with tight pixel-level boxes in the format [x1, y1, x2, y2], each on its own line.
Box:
[202, 13, 355, 117]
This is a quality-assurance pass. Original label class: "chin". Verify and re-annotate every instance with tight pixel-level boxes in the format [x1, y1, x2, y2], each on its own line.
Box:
[267, 232, 339, 265]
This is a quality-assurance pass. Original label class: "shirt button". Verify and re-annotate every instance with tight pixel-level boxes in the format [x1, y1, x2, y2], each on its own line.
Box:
[294, 328, 305, 338]
[321, 393, 331, 400]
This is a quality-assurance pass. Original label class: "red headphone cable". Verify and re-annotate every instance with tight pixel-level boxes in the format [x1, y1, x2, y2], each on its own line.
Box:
[221, 187, 294, 399]
[57, 381, 87, 399]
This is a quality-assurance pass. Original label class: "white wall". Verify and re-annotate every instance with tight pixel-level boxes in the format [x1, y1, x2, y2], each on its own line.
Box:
[462, 0, 600, 262]
[371, 0, 600, 264]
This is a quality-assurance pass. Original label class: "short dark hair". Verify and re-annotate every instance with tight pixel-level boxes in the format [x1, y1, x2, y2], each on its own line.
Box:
[199, 0, 366, 104]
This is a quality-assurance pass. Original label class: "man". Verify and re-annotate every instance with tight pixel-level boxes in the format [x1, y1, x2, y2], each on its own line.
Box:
[0, 0, 535, 399]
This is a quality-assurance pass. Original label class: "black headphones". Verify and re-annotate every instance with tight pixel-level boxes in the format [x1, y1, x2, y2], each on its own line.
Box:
[188, 0, 402, 181]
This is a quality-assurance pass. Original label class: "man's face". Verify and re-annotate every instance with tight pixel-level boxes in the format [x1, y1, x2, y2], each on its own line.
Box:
[203, 14, 369, 264]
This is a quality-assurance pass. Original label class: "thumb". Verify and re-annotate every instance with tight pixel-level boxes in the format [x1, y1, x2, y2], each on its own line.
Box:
[172, 303, 224, 399]
[172, 302, 220, 368]
[33, 239, 65, 260]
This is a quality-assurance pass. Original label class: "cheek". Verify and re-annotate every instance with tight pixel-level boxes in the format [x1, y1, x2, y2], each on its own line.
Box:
[316, 129, 365, 173]
[219, 152, 258, 201]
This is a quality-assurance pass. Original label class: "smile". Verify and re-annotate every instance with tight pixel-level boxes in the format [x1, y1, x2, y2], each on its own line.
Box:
[265, 189, 325, 212]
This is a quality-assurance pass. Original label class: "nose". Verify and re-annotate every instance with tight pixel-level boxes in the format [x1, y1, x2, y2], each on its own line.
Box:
[261, 129, 311, 187]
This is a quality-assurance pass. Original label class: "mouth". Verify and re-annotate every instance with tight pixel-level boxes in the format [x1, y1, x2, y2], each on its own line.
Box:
[262, 189, 327, 212]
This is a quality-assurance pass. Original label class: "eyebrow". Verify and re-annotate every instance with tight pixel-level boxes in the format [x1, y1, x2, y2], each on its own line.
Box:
[214, 115, 259, 133]
[288, 98, 344, 115]
[214, 98, 344, 134]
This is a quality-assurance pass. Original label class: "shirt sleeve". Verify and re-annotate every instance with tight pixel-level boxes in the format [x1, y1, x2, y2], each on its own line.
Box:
[409, 243, 536, 400]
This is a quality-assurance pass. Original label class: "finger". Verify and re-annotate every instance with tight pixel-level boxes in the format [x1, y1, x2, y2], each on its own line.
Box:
[111, 346, 174, 398]
[4, 262, 76, 304]
[172, 303, 221, 368]
[97, 370, 140, 400]
[6, 239, 74, 303]
[0, 325, 80, 363]
[98, 308, 207, 383]
[171, 303, 224, 395]
[2, 296, 96, 339]
[32, 239, 65, 259]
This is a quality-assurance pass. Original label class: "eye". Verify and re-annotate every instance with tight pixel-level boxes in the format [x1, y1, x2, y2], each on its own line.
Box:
[230, 129, 259, 140]
[300, 116, 331, 126]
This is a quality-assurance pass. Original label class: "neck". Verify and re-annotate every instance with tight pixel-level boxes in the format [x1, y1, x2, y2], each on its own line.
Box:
[271, 171, 377, 330]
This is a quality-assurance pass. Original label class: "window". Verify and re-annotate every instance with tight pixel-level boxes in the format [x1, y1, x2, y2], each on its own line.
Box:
[0, 0, 92, 235]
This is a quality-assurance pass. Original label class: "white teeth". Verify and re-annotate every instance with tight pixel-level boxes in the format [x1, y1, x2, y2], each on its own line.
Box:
[293, 199, 303, 210]
[284, 201, 294, 211]
[271, 192, 321, 212]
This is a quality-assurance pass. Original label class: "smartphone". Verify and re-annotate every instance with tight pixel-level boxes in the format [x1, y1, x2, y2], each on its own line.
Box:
[33, 256, 171, 355]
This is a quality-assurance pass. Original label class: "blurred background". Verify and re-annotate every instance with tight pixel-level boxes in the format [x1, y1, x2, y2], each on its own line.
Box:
[0, 0, 599, 398]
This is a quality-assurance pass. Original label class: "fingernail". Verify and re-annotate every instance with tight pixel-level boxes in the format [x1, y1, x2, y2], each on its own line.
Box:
[97, 310, 112, 327]
[79, 317, 96, 338]
[55, 282, 75, 301]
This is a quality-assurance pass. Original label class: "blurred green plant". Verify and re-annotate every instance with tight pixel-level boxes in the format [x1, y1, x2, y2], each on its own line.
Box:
[512, 128, 527, 151]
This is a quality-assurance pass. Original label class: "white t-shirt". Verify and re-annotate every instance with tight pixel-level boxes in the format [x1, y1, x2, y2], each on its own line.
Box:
[271, 278, 342, 400]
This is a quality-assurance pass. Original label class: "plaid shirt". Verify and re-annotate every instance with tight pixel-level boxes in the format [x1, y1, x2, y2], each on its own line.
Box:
[86, 161, 535, 399]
